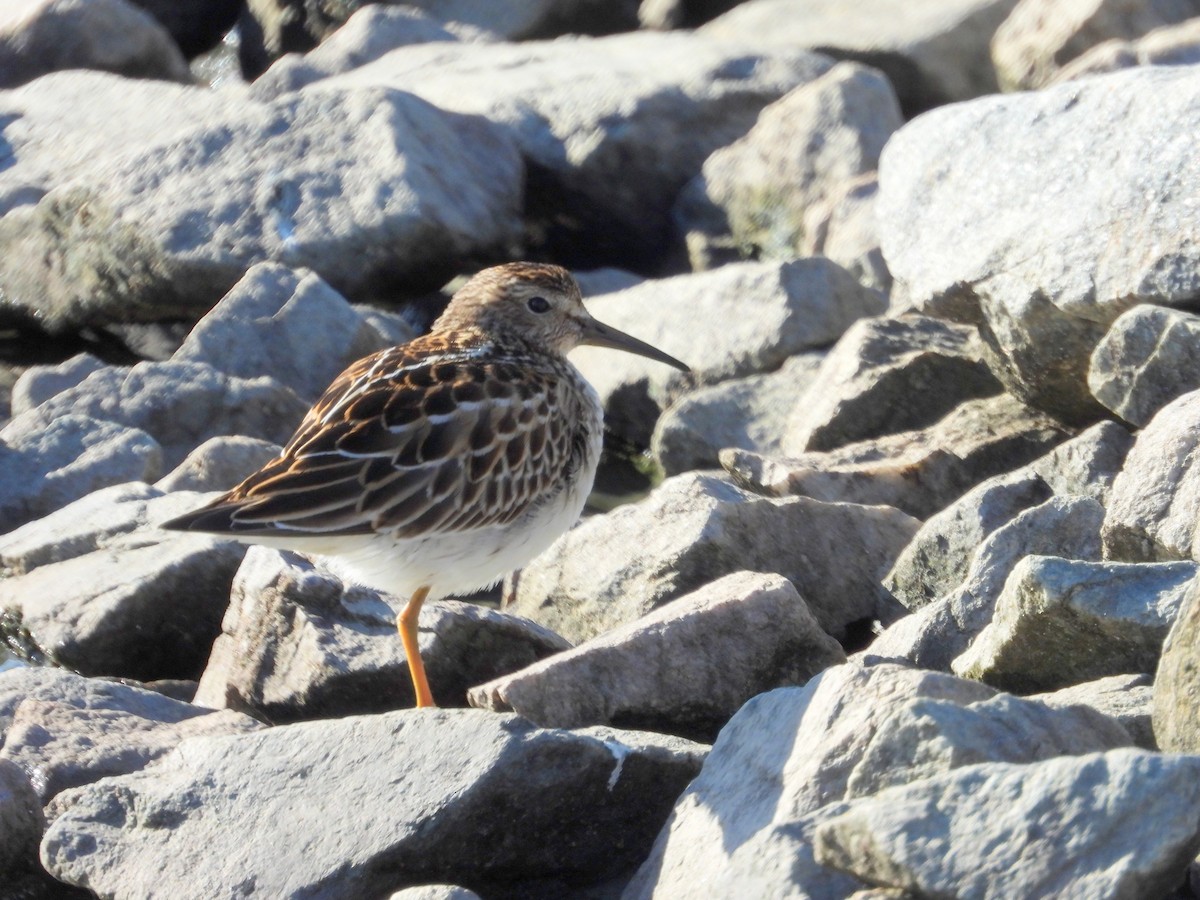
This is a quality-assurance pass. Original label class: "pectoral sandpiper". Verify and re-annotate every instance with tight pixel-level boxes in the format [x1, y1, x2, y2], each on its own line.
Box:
[163, 262, 688, 708]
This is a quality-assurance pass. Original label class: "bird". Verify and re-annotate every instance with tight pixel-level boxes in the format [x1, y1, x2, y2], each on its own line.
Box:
[162, 262, 689, 709]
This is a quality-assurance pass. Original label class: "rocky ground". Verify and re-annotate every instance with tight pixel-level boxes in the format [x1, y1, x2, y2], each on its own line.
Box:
[3, 0, 1200, 897]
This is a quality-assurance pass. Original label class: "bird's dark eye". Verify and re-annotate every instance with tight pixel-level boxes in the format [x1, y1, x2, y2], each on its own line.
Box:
[527, 296, 551, 314]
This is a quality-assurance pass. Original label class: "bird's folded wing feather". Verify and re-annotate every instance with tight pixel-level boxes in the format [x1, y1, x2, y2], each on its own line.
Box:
[162, 343, 582, 539]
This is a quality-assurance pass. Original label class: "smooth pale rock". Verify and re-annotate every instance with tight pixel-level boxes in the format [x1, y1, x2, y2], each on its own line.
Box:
[1035, 674, 1154, 750]
[2, 360, 307, 470]
[264, 32, 834, 270]
[0, 414, 162, 532]
[9, 352, 106, 416]
[0, 669, 261, 806]
[871, 496, 1106, 671]
[883, 419, 1132, 609]
[471, 572, 845, 740]
[1103, 389, 1200, 562]
[388, 887, 482, 900]
[1153, 577, 1200, 752]
[783, 315, 1001, 454]
[878, 66, 1200, 424]
[651, 353, 824, 476]
[952, 556, 1197, 692]
[701, 0, 1020, 113]
[0, 757, 41, 874]
[572, 260, 884, 448]
[724, 393, 1069, 520]
[172, 262, 405, 401]
[1054, 15, 1200, 81]
[0, 0, 191, 87]
[0, 71, 522, 332]
[195, 548, 571, 719]
[506, 472, 919, 643]
[639, 0, 742, 29]
[154, 436, 281, 492]
[676, 62, 902, 269]
[1088, 304, 1200, 427]
[803, 172, 891, 293]
[41, 710, 704, 898]
[0, 533, 244, 680]
[991, 0, 1200, 90]
[624, 663, 999, 899]
[813, 750, 1200, 899]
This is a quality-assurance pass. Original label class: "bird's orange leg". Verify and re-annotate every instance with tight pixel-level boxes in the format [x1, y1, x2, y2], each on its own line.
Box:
[397, 585, 435, 708]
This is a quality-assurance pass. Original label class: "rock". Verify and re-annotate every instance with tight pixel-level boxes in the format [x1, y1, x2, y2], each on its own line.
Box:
[195, 548, 571, 720]
[3, 360, 307, 471]
[952, 556, 1196, 692]
[803, 172, 892, 293]
[388, 887, 482, 900]
[172, 262, 403, 401]
[0, 71, 523, 333]
[1034, 674, 1154, 750]
[470, 572, 846, 740]
[882, 419, 1132, 609]
[0, 533, 245, 679]
[506, 472, 919, 643]
[155, 436, 281, 492]
[871, 495, 1106, 671]
[676, 62, 902, 270]
[783, 315, 1002, 454]
[991, 0, 1200, 90]
[813, 750, 1200, 899]
[9, 353, 107, 417]
[878, 66, 1200, 424]
[0, 669, 261, 806]
[1103, 389, 1200, 562]
[1054, 16, 1200, 81]
[638, 0, 741, 29]
[0, 757, 41, 875]
[1153, 577, 1200, 752]
[0, 0, 192, 87]
[572, 260, 885, 448]
[723, 393, 1069, 520]
[41, 710, 704, 897]
[651, 353, 824, 476]
[126, 0, 242, 58]
[1088, 304, 1200, 427]
[701, 0, 1021, 114]
[0, 415, 162, 532]
[262, 33, 835, 271]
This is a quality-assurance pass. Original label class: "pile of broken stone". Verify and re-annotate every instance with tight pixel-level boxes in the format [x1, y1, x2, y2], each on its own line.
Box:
[4, 0, 1200, 897]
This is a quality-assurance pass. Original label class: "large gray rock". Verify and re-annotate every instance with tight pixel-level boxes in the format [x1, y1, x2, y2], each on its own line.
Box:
[878, 66, 1200, 424]
[723, 393, 1069, 520]
[991, 0, 1200, 90]
[262, 32, 835, 270]
[9, 352, 107, 417]
[651, 353, 824, 476]
[813, 750, 1200, 898]
[471, 572, 846, 740]
[1103, 389, 1200, 562]
[154, 436, 281, 492]
[676, 62, 902, 270]
[1035, 674, 1155, 750]
[783, 314, 1002, 454]
[0, 70, 522, 332]
[42, 710, 705, 898]
[572, 260, 885, 448]
[0, 669, 260, 806]
[0, 0, 191, 87]
[953, 556, 1197, 692]
[195, 547, 571, 720]
[0, 414, 162, 532]
[172, 262, 407, 402]
[1153, 576, 1200, 752]
[3, 360, 308, 470]
[505, 472, 919, 644]
[1054, 15, 1200, 81]
[871, 495, 1106, 671]
[701, 0, 1020, 113]
[1089, 304, 1200, 427]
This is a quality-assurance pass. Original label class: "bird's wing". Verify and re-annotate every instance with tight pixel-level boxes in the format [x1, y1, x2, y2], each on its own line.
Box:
[161, 340, 589, 538]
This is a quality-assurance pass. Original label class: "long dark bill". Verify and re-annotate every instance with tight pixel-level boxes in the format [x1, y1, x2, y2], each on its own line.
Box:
[581, 317, 690, 372]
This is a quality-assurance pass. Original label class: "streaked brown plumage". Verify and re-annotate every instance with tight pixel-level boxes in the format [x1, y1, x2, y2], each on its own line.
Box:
[163, 262, 688, 708]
